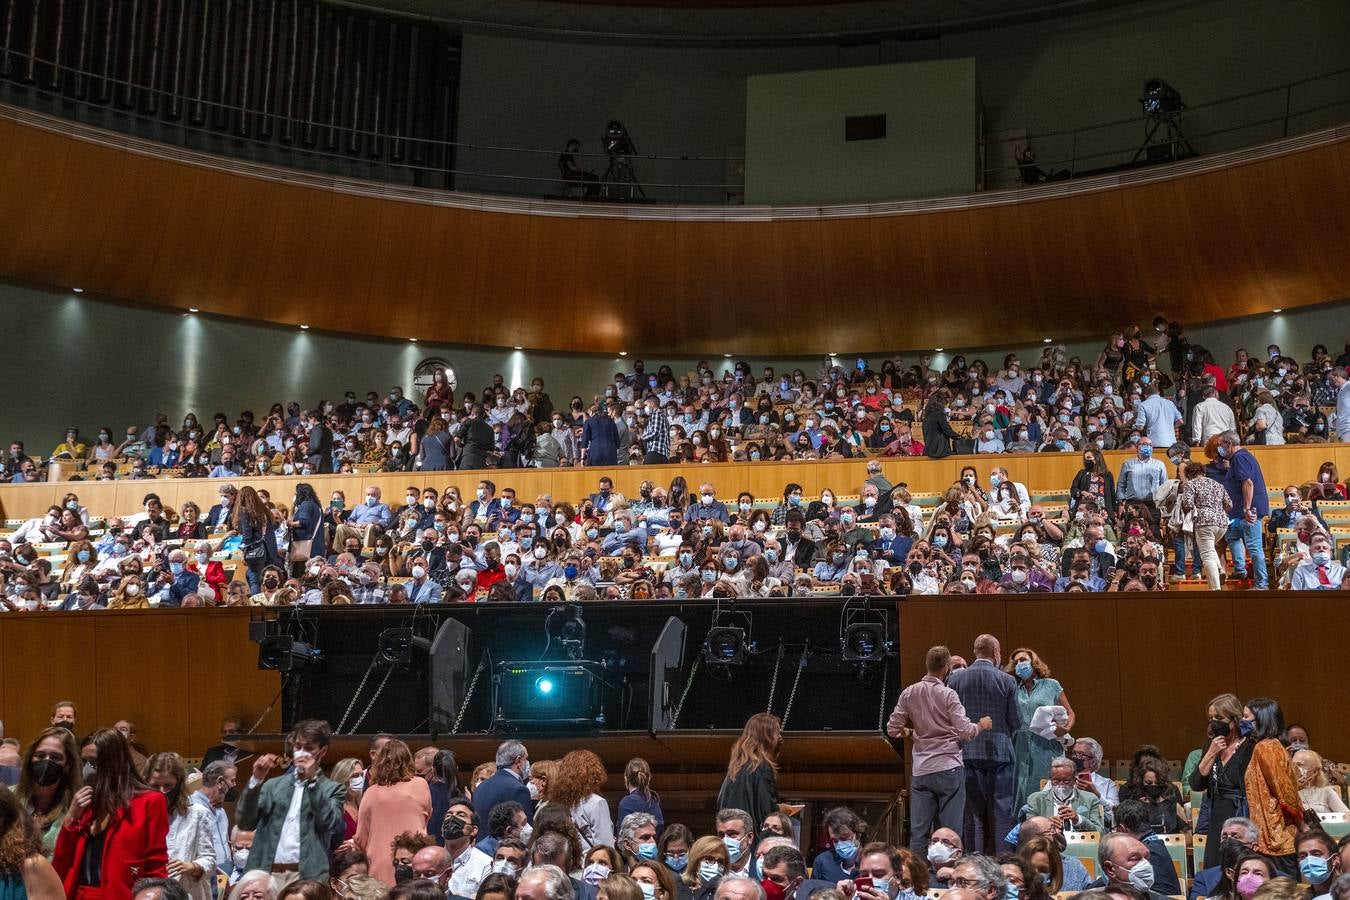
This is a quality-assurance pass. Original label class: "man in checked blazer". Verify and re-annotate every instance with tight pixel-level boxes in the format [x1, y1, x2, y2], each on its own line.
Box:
[235, 719, 346, 892]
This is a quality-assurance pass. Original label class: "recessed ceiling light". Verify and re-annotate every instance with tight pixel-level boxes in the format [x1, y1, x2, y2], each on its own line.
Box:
[934, 347, 944, 352]
[188, 307, 199, 313]
[72, 287, 84, 293]
[409, 337, 418, 343]
[299, 324, 309, 330]
[723, 353, 732, 358]
[1043, 337, 1053, 343]
[619, 351, 628, 357]
[514, 346, 523, 350]
[1272, 308, 1283, 313]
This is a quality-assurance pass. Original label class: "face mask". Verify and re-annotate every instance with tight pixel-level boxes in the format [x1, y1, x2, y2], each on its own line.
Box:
[699, 862, 724, 883]
[1312, 552, 1331, 566]
[1237, 873, 1265, 897]
[1015, 660, 1033, 679]
[638, 842, 660, 860]
[722, 836, 742, 859]
[564, 565, 579, 580]
[666, 855, 689, 873]
[1123, 859, 1155, 890]
[125, 583, 141, 596]
[1300, 856, 1331, 884]
[1239, 718, 1255, 737]
[492, 860, 519, 877]
[701, 570, 717, 583]
[932, 536, 948, 549]
[1006, 885, 1020, 900]
[412, 565, 427, 580]
[231, 848, 251, 871]
[833, 840, 859, 860]
[393, 863, 414, 884]
[762, 882, 786, 900]
[927, 842, 955, 865]
[584, 863, 611, 886]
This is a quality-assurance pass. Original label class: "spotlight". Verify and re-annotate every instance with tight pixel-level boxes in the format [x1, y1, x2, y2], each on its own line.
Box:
[619, 351, 628, 357]
[188, 307, 200, 313]
[72, 287, 84, 293]
[378, 627, 432, 665]
[704, 626, 747, 666]
[1272, 308, 1283, 313]
[1140, 78, 1185, 118]
[1042, 337, 1053, 343]
[258, 637, 323, 672]
[514, 346, 523, 350]
[536, 676, 555, 695]
[409, 338, 418, 343]
[842, 623, 887, 663]
[299, 324, 310, 330]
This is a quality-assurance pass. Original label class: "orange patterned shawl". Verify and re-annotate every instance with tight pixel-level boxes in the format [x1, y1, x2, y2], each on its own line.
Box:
[1245, 737, 1305, 855]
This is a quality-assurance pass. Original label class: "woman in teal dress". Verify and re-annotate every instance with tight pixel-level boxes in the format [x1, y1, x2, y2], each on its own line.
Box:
[1006, 647, 1077, 816]
[0, 787, 66, 900]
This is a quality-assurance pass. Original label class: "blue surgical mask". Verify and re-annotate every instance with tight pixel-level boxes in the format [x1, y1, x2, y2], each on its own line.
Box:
[1015, 660, 1033, 680]
[932, 535, 948, 549]
[586, 528, 599, 539]
[833, 840, 859, 860]
[702, 570, 717, 583]
[365, 496, 377, 506]
[1312, 552, 1331, 566]
[722, 836, 742, 859]
[698, 862, 724, 883]
[872, 881, 892, 898]
[665, 855, 689, 873]
[679, 552, 693, 567]
[1300, 856, 1331, 884]
[637, 842, 659, 861]
[1094, 540, 1107, 554]
[723, 557, 738, 571]
[765, 549, 778, 563]
[1005, 885, 1020, 900]
[564, 564, 579, 579]
[1239, 718, 1255, 736]
[170, 562, 184, 575]
[77, 550, 91, 562]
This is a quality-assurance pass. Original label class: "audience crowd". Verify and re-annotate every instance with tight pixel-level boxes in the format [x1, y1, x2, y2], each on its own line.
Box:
[5, 664, 1350, 900]
[3, 325, 1350, 609]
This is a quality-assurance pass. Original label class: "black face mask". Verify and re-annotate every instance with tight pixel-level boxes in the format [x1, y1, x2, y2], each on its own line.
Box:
[422, 541, 436, 552]
[54, 722, 74, 732]
[1208, 718, 1230, 739]
[393, 864, 414, 885]
[29, 758, 65, 787]
[442, 818, 467, 841]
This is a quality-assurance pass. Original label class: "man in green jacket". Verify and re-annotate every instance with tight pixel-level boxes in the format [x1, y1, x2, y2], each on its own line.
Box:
[235, 719, 346, 891]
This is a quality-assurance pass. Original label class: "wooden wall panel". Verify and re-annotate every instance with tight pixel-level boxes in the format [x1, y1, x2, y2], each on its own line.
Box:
[0, 616, 100, 742]
[1, 107, 1348, 356]
[4, 444, 1350, 521]
[92, 615, 192, 753]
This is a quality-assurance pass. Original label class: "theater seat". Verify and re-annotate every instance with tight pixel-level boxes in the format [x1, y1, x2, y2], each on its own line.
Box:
[1318, 812, 1349, 838]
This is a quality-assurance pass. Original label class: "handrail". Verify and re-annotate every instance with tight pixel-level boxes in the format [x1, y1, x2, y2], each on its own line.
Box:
[2, 48, 1349, 202]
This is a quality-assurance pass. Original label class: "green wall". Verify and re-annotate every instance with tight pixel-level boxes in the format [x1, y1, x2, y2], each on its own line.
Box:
[454, 0, 1350, 202]
[745, 59, 976, 204]
[2, 282, 1346, 452]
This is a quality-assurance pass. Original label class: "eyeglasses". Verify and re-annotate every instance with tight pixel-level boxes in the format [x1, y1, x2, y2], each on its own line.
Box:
[951, 879, 984, 890]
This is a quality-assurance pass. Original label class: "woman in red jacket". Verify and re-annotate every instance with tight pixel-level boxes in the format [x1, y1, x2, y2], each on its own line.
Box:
[53, 729, 168, 900]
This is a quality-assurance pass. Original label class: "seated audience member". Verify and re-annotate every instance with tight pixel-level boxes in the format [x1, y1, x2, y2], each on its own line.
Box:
[1024, 758, 1105, 834]
[1288, 533, 1346, 590]
[1189, 818, 1257, 900]
[1017, 818, 1091, 892]
[1111, 800, 1180, 896]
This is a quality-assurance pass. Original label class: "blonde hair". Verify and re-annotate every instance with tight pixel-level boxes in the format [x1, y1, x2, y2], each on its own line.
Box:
[683, 836, 729, 887]
[1293, 749, 1328, 788]
[331, 758, 364, 801]
[1005, 647, 1051, 679]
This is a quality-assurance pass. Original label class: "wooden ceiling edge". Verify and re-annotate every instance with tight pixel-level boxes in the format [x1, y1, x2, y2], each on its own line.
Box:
[3, 101, 1348, 224]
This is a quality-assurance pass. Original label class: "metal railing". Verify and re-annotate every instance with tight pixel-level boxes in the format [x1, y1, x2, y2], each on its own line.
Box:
[980, 67, 1350, 187]
[3, 50, 1349, 204]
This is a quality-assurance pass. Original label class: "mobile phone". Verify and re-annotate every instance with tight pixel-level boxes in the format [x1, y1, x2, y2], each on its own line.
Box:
[855, 877, 874, 891]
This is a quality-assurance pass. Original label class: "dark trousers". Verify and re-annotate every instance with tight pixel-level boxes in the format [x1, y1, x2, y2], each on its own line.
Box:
[962, 758, 1015, 855]
[909, 764, 966, 855]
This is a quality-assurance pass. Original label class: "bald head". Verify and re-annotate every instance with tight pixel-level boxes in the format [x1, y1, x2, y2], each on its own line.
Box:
[939, 890, 986, 900]
[973, 634, 1001, 664]
[411, 845, 451, 879]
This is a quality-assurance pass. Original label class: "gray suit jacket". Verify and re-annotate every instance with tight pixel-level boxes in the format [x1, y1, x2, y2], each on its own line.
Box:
[236, 771, 346, 879]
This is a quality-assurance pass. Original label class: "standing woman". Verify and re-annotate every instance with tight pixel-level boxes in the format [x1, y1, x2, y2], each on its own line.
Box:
[418, 418, 454, 472]
[329, 759, 365, 843]
[143, 753, 215, 900]
[353, 740, 431, 886]
[233, 486, 281, 594]
[52, 728, 168, 900]
[1242, 698, 1302, 873]
[1069, 448, 1116, 520]
[15, 727, 83, 855]
[921, 391, 963, 460]
[288, 484, 327, 577]
[547, 751, 614, 855]
[617, 760, 664, 836]
[715, 713, 781, 832]
[1006, 648, 1076, 813]
[1189, 693, 1253, 869]
[0, 791, 66, 900]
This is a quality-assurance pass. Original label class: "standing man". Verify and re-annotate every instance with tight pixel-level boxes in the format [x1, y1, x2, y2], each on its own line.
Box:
[1217, 430, 1269, 589]
[472, 740, 534, 825]
[1332, 367, 1350, 442]
[1136, 382, 1183, 449]
[581, 404, 619, 467]
[306, 411, 333, 474]
[234, 720, 346, 892]
[887, 646, 992, 856]
[946, 635, 1021, 855]
[195, 761, 238, 889]
[640, 398, 670, 464]
[459, 404, 496, 471]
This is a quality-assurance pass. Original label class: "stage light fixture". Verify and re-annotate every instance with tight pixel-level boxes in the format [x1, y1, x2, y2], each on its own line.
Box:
[258, 637, 323, 672]
[536, 676, 555, 695]
[378, 627, 432, 665]
[704, 625, 747, 666]
[842, 622, 887, 663]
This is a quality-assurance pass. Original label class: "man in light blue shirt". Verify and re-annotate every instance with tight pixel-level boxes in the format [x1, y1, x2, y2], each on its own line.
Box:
[1136, 384, 1183, 448]
[974, 422, 1005, 454]
[1289, 533, 1346, 590]
[1117, 438, 1168, 502]
[194, 760, 237, 892]
[347, 486, 392, 530]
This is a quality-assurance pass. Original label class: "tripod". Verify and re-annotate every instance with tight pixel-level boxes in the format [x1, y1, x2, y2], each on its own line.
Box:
[601, 153, 647, 201]
[1133, 112, 1195, 163]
